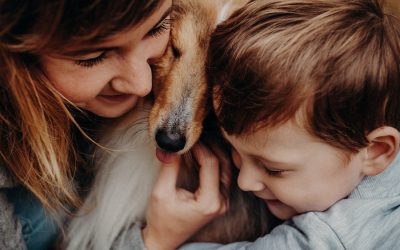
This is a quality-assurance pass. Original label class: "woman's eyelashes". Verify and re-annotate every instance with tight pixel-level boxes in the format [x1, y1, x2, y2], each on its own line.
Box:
[147, 16, 171, 38]
[75, 16, 171, 68]
[75, 51, 108, 68]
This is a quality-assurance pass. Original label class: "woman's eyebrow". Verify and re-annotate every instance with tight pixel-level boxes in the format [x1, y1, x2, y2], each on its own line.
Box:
[62, 7, 172, 57]
[154, 6, 172, 27]
[62, 48, 113, 57]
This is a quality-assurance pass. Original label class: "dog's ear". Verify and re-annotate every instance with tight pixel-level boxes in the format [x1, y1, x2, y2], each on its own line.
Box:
[362, 126, 400, 176]
[212, 85, 222, 111]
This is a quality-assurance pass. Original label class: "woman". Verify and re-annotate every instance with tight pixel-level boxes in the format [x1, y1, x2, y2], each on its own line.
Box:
[0, 0, 172, 248]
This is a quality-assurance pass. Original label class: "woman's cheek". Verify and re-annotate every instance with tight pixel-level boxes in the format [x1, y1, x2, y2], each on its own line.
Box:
[147, 31, 170, 59]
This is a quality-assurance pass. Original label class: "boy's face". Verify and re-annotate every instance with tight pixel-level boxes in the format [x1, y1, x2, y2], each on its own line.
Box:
[224, 120, 366, 220]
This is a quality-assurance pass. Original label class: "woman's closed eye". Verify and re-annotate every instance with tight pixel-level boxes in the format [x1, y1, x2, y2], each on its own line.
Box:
[75, 48, 113, 68]
[75, 51, 108, 68]
[147, 15, 171, 38]
[74, 12, 171, 69]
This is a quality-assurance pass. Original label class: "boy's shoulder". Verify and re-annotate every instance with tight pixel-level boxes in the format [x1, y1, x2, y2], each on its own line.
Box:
[350, 151, 400, 199]
[287, 157, 400, 248]
[289, 194, 400, 248]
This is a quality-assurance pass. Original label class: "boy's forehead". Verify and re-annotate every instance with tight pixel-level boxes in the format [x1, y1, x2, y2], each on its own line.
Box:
[222, 120, 321, 150]
[221, 127, 269, 152]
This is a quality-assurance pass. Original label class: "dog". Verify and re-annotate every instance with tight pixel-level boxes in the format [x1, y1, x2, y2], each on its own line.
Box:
[66, 1, 273, 249]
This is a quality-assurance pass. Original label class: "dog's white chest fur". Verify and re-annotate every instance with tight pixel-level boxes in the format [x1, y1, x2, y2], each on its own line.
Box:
[67, 104, 161, 250]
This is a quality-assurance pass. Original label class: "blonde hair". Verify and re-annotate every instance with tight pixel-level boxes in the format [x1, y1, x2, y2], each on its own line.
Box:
[0, 0, 163, 212]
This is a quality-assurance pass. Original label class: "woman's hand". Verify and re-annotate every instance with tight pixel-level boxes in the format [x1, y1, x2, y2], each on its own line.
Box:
[143, 143, 229, 250]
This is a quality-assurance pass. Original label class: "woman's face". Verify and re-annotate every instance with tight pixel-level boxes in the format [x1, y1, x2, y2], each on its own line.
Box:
[40, 0, 172, 118]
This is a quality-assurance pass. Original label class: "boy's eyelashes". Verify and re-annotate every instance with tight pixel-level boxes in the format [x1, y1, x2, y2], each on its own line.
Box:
[264, 168, 285, 176]
[256, 160, 286, 177]
[231, 148, 286, 177]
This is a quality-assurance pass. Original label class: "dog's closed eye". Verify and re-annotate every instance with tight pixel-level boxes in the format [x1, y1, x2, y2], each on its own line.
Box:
[172, 45, 182, 59]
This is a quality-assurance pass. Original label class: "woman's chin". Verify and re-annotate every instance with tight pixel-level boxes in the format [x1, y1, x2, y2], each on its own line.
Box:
[86, 96, 139, 118]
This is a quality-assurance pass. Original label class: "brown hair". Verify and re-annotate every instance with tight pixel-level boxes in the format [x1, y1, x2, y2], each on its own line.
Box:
[209, 0, 400, 152]
[0, 0, 163, 212]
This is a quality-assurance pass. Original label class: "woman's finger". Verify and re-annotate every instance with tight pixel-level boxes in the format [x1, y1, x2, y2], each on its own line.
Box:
[152, 154, 181, 195]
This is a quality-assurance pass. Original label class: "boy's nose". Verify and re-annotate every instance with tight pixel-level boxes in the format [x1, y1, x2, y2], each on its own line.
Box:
[237, 167, 265, 192]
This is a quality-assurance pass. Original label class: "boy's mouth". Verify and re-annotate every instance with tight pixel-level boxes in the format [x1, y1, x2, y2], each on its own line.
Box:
[263, 199, 282, 206]
[254, 194, 283, 207]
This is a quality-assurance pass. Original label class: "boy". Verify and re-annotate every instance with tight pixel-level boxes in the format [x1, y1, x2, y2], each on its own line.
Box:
[140, 0, 400, 249]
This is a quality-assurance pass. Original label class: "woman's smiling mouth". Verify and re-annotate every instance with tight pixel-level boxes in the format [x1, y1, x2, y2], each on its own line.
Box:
[98, 94, 135, 103]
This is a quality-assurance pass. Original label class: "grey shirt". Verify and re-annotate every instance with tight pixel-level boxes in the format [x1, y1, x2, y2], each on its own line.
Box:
[0, 163, 26, 250]
[180, 153, 400, 250]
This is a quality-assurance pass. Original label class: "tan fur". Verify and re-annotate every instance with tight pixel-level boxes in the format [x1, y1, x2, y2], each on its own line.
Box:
[149, 0, 272, 243]
[150, 0, 247, 152]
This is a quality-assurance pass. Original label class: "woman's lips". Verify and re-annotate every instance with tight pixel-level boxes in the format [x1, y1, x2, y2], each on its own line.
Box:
[98, 94, 134, 103]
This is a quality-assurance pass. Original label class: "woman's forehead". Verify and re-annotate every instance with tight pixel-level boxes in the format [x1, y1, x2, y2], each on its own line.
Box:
[43, 0, 167, 50]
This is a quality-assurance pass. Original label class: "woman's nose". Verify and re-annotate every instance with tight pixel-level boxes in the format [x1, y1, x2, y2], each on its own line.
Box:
[237, 166, 266, 192]
[111, 58, 152, 97]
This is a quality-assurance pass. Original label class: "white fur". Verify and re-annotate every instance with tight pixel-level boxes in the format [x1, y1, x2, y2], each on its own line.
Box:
[67, 104, 160, 250]
[217, 2, 232, 24]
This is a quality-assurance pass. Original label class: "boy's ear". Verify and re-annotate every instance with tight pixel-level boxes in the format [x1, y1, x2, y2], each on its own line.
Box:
[362, 126, 400, 176]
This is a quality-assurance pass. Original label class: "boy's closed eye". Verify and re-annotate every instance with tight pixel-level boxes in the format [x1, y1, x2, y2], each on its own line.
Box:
[231, 147, 287, 177]
[255, 159, 286, 177]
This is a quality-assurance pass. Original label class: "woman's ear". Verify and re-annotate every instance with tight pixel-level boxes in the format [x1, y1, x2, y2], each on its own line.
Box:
[362, 126, 400, 176]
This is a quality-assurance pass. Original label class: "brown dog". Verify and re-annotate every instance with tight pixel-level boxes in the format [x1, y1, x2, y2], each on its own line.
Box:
[149, 0, 250, 153]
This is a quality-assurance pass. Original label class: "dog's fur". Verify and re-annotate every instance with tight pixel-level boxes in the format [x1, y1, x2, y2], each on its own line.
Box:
[66, 1, 272, 249]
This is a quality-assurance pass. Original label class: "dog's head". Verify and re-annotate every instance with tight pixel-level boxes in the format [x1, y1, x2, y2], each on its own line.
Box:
[149, 0, 247, 155]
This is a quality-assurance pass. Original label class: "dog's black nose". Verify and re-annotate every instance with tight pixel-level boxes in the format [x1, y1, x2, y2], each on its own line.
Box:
[155, 129, 186, 152]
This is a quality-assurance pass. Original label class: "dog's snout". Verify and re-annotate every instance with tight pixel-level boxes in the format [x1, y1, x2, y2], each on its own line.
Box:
[155, 128, 186, 152]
